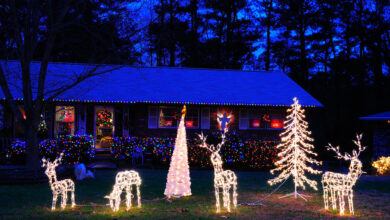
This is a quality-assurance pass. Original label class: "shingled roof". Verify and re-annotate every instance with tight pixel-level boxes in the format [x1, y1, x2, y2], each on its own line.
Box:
[360, 111, 390, 120]
[0, 61, 322, 107]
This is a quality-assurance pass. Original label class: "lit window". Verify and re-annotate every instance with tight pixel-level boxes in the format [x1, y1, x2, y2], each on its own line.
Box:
[55, 106, 75, 136]
[158, 106, 199, 128]
[247, 109, 284, 129]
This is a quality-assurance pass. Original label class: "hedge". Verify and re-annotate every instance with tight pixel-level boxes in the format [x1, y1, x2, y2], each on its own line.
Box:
[111, 131, 279, 169]
[5, 135, 95, 165]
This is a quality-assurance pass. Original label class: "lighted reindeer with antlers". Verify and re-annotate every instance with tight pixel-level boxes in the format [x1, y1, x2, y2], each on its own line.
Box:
[41, 153, 76, 210]
[322, 134, 366, 216]
[198, 129, 237, 213]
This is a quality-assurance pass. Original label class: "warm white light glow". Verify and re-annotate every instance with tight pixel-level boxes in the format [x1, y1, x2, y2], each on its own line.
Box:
[164, 105, 192, 198]
[268, 97, 322, 200]
[372, 156, 390, 175]
[105, 170, 142, 212]
[198, 132, 237, 213]
[42, 153, 76, 210]
[322, 134, 366, 216]
[217, 111, 232, 133]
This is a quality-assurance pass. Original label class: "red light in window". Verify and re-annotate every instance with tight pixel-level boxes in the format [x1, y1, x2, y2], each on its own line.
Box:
[165, 120, 173, 126]
[271, 119, 284, 128]
[252, 120, 260, 128]
[186, 121, 194, 127]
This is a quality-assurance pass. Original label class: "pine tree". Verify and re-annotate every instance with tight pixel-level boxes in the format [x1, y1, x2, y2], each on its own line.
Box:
[164, 105, 192, 198]
[268, 97, 322, 200]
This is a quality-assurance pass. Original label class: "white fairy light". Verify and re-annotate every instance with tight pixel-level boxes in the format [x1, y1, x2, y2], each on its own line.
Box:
[322, 134, 366, 216]
[164, 105, 192, 198]
[198, 131, 237, 213]
[42, 153, 76, 210]
[268, 97, 322, 200]
[105, 170, 142, 212]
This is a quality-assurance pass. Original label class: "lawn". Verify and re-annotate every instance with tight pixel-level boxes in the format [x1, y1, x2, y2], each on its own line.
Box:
[0, 169, 389, 219]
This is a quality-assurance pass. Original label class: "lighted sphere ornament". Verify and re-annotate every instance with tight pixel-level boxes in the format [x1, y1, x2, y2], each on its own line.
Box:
[105, 170, 142, 212]
[372, 156, 390, 175]
[42, 153, 76, 210]
[164, 105, 192, 198]
[268, 97, 322, 200]
[198, 115, 237, 213]
[322, 134, 366, 216]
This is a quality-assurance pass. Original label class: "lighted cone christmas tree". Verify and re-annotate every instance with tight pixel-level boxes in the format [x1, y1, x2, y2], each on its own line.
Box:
[164, 105, 192, 198]
[268, 97, 322, 200]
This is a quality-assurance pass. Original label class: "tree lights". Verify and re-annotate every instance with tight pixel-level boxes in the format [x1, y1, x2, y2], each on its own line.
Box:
[105, 170, 142, 212]
[372, 156, 390, 175]
[164, 105, 192, 198]
[322, 134, 366, 216]
[42, 153, 76, 210]
[198, 132, 238, 213]
[268, 97, 322, 200]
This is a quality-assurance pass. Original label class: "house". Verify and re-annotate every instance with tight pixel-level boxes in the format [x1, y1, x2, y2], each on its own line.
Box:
[360, 111, 390, 158]
[0, 61, 322, 148]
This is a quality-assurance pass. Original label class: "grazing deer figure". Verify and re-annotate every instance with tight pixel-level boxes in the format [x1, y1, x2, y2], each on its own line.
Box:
[198, 132, 237, 212]
[41, 153, 76, 210]
[322, 134, 366, 216]
[105, 170, 142, 212]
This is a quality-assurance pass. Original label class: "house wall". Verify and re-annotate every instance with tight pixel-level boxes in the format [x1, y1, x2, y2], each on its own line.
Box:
[2, 101, 289, 140]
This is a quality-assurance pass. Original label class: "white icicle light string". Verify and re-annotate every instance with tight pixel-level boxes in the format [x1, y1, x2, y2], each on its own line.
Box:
[105, 170, 142, 212]
[42, 153, 76, 210]
[322, 134, 366, 216]
[268, 97, 322, 200]
[164, 105, 192, 198]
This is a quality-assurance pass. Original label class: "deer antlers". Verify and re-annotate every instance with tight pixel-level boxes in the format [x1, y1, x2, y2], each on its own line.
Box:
[198, 132, 225, 153]
[42, 152, 64, 167]
[326, 134, 366, 160]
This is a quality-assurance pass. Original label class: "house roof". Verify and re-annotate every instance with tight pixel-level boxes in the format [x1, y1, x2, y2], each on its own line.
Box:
[0, 61, 322, 107]
[360, 111, 390, 120]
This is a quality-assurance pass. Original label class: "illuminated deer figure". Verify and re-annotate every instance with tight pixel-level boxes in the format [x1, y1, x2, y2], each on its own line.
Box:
[41, 153, 76, 210]
[105, 170, 142, 212]
[198, 132, 237, 212]
[322, 134, 366, 216]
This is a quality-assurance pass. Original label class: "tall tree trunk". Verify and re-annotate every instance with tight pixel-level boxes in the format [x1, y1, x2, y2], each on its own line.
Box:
[25, 119, 41, 177]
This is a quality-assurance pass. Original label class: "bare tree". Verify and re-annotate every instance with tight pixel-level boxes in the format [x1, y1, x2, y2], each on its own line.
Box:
[0, 0, 134, 175]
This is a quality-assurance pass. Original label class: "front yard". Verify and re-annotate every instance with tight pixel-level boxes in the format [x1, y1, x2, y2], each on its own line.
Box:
[0, 169, 389, 219]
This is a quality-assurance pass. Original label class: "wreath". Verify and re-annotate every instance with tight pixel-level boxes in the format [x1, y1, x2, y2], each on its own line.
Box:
[96, 109, 113, 127]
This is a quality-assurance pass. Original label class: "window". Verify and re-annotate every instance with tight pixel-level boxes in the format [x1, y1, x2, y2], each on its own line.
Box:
[55, 106, 75, 136]
[240, 109, 284, 130]
[158, 106, 199, 128]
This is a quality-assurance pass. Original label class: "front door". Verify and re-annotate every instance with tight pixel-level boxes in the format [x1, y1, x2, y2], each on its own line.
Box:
[95, 106, 114, 149]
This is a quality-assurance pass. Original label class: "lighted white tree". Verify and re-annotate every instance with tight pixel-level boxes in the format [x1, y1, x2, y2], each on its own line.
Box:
[268, 97, 322, 200]
[164, 105, 192, 198]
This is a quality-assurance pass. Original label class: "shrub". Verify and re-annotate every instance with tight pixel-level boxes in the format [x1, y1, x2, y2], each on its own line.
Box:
[111, 131, 279, 170]
[5, 135, 95, 165]
[372, 156, 390, 175]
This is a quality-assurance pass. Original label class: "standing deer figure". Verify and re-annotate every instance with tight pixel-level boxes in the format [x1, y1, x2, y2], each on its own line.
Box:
[41, 153, 76, 210]
[322, 134, 366, 216]
[198, 132, 237, 212]
[105, 170, 142, 212]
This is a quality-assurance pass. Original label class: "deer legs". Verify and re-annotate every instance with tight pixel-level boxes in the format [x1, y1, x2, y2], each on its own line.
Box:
[126, 186, 132, 211]
[52, 194, 58, 210]
[215, 186, 221, 212]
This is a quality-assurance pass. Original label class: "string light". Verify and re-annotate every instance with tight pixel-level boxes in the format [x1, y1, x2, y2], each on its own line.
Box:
[268, 97, 322, 200]
[198, 132, 238, 213]
[372, 156, 390, 175]
[41, 153, 76, 210]
[322, 134, 366, 216]
[105, 170, 142, 212]
[164, 105, 192, 198]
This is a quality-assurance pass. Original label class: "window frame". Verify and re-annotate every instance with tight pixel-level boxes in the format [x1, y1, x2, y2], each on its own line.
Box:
[157, 106, 200, 129]
[54, 105, 76, 136]
[240, 108, 285, 130]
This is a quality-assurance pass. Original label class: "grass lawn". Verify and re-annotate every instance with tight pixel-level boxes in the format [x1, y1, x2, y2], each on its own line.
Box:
[0, 169, 389, 219]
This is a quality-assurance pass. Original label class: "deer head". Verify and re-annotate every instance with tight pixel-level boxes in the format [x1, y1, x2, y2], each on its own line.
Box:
[326, 134, 366, 179]
[42, 152, 64, 183]
[198, 132, 225, 174]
